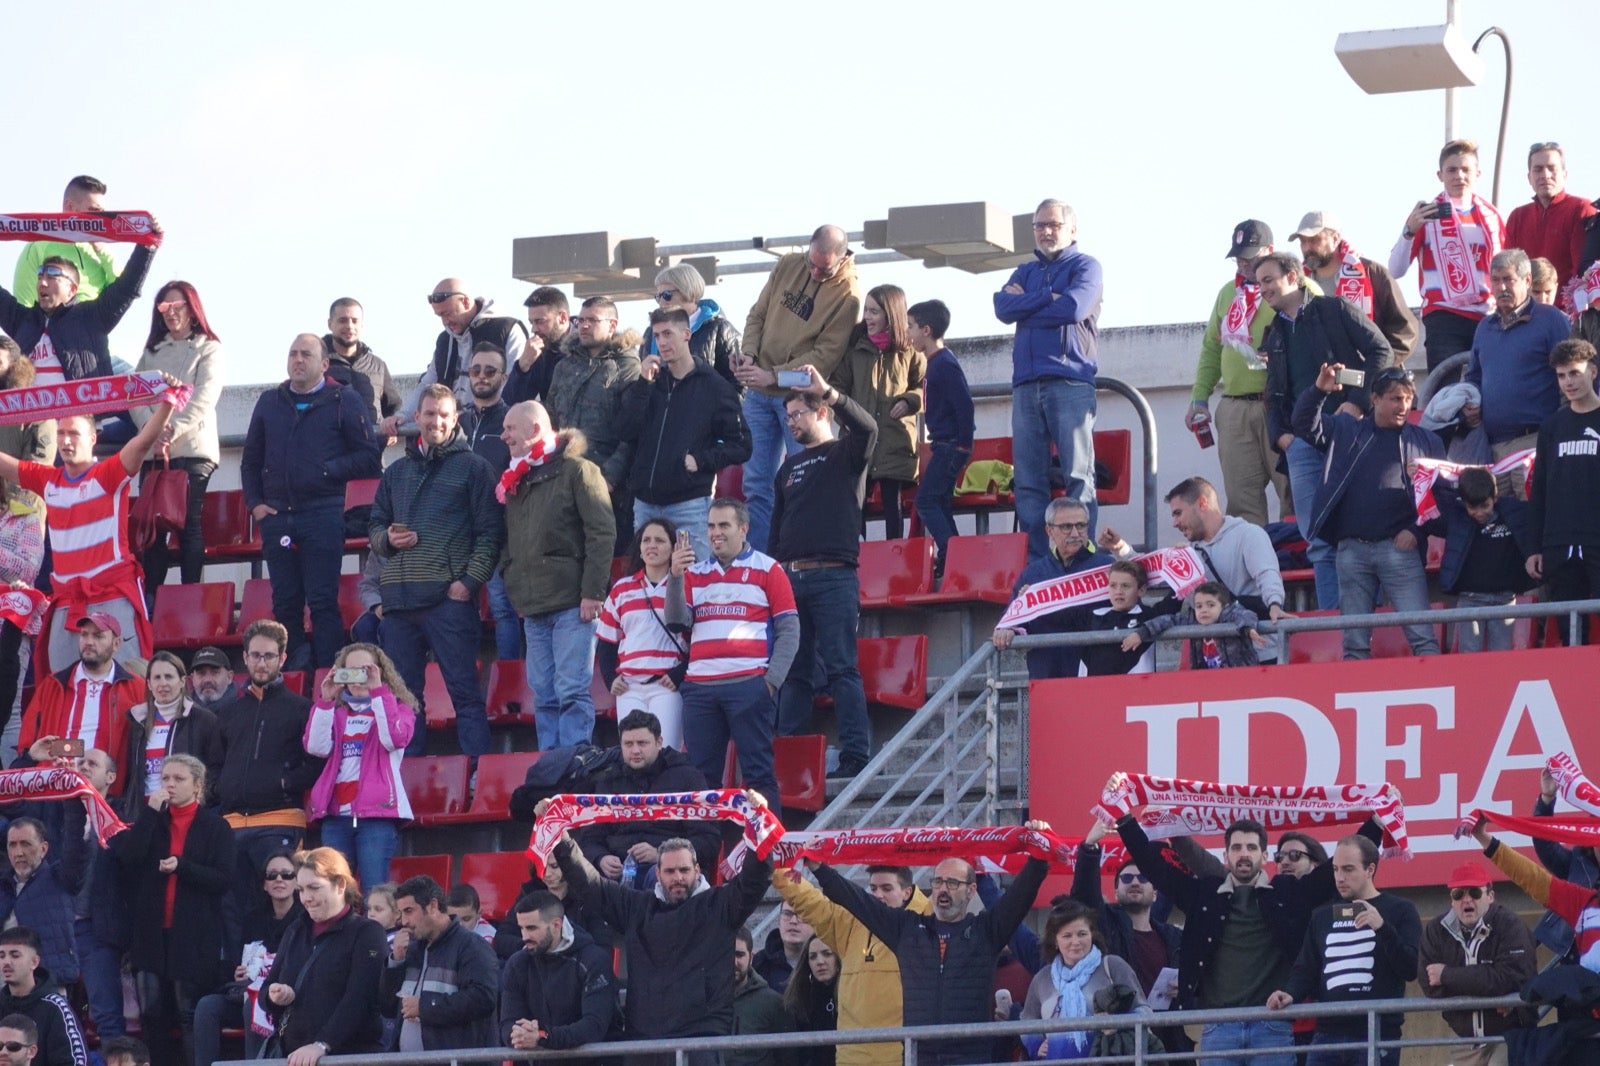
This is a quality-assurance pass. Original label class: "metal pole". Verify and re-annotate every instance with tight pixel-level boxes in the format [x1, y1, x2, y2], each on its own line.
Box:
[1472, 26, 1514, 205]
[983, 654, 1000, 826]
[1445, 0, 1460, 141]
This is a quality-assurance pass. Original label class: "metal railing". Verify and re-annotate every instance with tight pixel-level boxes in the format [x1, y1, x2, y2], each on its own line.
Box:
[229, 993, 1524, 1066]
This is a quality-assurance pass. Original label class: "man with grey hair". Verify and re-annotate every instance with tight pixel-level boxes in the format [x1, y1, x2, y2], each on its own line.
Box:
[1466, 246, 1572, 461]
[1505, 142, 1596, 287]
[1289, 210, 1418, 364]
[734, 225, 862, 552]
[384, 279, 529, 435]
[995, 199, 1104, 561]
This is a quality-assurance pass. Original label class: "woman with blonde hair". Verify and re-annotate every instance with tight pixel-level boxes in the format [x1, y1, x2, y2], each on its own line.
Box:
[830, 283, 926, 538]
[651, 262, 742, 389]
[262, 847, 386, 1064]
[303, 643, 416, 893]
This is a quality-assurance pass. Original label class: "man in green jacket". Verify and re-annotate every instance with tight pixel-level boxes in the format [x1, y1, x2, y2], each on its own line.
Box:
[500, 401, 614, 749]
[12, 176, 119, 307]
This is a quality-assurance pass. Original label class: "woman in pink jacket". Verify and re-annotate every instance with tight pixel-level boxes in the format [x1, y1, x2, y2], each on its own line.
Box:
[304, 643, 416, 891]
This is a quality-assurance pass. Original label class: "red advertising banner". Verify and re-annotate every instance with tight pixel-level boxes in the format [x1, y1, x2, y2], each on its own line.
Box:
[1028, 645, 1600, 891]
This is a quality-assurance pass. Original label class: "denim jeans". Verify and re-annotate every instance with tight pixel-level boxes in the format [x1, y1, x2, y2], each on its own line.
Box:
[777, 568, 870, 766]
[75, 916, 124, 1039]
[1335, 538, 1439, 659]
[1454, 590, 1516, 652]
[193, 988, 261, 1066]
[634, 495, 712, 561]
[526, 607, 599, 749]
[1198, 1018, 1295, 1066]
[382, 597, 491, 757]
[1285, 438, 1339, 609]
[915, 443, 967, 560]
[1307, 1030, 1399, 1066]
[682, 675, 783, 822]
[1012, 377, 1096, 560]
[742, 391, 801, 553]
[317, 815, 399, 893]
[259, 502, 347, 668]
[486, 570, 525, 661]
[351, 609, 384, 647]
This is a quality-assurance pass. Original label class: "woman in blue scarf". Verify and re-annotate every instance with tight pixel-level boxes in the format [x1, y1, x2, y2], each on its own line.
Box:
[650, 263, 742, 391]
[1019, 901, 1148, 1060]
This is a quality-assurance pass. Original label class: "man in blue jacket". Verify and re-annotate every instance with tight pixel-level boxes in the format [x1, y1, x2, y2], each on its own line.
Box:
[994, 199, 1104, 560]
[241, 334, 381, 668]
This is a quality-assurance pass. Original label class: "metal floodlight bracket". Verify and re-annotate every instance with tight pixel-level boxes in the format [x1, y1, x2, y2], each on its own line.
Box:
[512, 231, 654, 284]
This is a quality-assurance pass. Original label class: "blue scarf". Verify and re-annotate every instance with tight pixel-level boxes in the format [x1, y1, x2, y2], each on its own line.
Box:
[1050, 948, 1103, 1052]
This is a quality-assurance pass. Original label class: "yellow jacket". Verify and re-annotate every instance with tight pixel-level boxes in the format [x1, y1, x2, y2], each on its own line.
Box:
[742, 252, 862, 395]
[772, 868, 932, 1066]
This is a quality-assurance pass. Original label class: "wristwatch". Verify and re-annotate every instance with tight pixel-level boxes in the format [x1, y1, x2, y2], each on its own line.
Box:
[315, 1042, 331, 1054]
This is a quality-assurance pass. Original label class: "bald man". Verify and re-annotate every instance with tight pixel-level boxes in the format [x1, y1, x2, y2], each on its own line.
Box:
[385, 278, 528, 435]
[242, 333, 381, 667]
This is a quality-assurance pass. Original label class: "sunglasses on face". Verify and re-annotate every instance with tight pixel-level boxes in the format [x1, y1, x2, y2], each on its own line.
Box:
[1118, 873, 1150, 885]
[37, 265, 70, 279]
[1451, 886, 1486, 901]
[264, 870, 296, 881]
[426, 291, 462, 305]
[157, 300, 187, 313]
[655, 290, 678, 302]
[1275, 850, 1309, 863]
[0, 1042, 31, 1053]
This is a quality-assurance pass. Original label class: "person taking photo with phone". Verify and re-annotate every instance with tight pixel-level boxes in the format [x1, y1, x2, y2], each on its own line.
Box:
[303, 643, 416, 893]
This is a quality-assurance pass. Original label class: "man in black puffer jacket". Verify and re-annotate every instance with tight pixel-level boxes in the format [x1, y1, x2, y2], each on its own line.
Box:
[575, 710, 721, 877]
[498, 890, 619, 1052]
[548, 790, 774, 1066]
[811, 821, 1054, 1066]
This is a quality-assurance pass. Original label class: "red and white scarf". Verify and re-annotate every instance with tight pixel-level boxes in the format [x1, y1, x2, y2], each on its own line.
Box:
[1456, 752, 1600, 846]
[1219, 275, 1261, 356]
[721, 825, 1120, 881]
[1421, 194, 1503, 315]
[1095, 772, 1410, 857]
[0, 768, 127, 845]
[0, 588, 46, 636]
[1569, 261, 1600, 316]
[1411, 451, 1535, 521]
[527, 789, 784, 874]
[0, 211, 161, 246]
[0, 373, 190, 428]
[496, 431, 559, 504]
[1333, 241, 1375, 318]
[996, 546, 1207, 630]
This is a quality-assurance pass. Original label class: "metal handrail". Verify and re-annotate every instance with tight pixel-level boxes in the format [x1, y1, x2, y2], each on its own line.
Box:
[228, 993, 1524, 1066]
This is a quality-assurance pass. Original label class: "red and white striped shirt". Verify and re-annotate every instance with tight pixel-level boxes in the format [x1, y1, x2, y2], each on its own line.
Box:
[596, 571, 687, 677]
[16, 456, 132, 585]
[682, 549, 796, 682]
[28, 334, 65, 388]
[65, 664, 116, 753]
[333, 705, 374, 814]
[1406, 198, 1506, 320]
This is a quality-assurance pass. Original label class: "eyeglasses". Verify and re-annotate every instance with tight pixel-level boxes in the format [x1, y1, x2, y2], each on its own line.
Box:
[1530, 141, 1562, 154]
[37, 265, 71, 279]
[0, 1042, 31, 1053]
[467, 366, 502, 377]
[157, 299, 188, 313]
[1032, 221, 1065, 231]
[264, 870, 296, 881]
[1049, 522, 1089, 532]
[784, 408, 815, 423]
[1117, 873, 1150, 885]
[929, 877, 972, 890]
[244, 651, 280, 663]
[1451, 886, 1486, 901]
[426, 291, 462, 305]
[655, 290, 679, 303]
[1275, 849, 1310, 864]
[575, 316, 615, 327]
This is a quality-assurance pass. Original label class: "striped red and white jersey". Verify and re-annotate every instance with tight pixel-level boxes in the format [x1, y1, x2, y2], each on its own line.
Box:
[16, 456, 132, 585]
[596, 571, 687, 677]
[682, 549, 796, 682]
[1406, 200, 1505, 319]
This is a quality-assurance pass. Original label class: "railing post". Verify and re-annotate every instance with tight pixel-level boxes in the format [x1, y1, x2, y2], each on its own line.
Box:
[904, 1035, 918, 1066]
[943, 662, 959, 815]
[984, 652, 999, 825]
[1368, 1006, 1378, 1064]
[1570, 608, 1581, 646]
[1134, 1017, 1146, 1065]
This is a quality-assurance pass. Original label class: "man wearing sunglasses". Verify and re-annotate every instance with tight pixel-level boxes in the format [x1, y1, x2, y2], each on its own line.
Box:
[0, 1014, 38, 1066]
[0, 216, 160, 389]
[1417, 863, 1536, 1066]
[11, 176, 119, 308]
[385, 279, 527, 437]
[1293, 362, 1444, 659]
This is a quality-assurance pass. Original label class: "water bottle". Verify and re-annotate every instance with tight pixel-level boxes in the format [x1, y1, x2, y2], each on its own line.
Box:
[622, 855, 638, 888]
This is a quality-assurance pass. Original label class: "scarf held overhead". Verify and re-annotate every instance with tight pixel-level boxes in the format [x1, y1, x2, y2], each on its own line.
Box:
[1457, 752, 1600, 847]
[721, 825, 1124, 881]
[0, 767, 126, 845]
[0, 211, 160, 246]
[997, 546, 1207, 630]
[1412, 451, 1534, 521]
[527, 789, 784, 873]
[0, 373, 191, 428]
[1095, 772, 1410, 857]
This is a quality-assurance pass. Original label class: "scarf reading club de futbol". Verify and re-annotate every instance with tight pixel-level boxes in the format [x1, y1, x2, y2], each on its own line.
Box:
[0, 373, 191, 427]
[527, 789, 784, 874]
[0, 768, 126, 845]
[996, 546, 1206, 631]
[719, 825, 1124, 881]
[1411, 451, 1535, 522]
[0, 211, 160, 246]
[1460, 752, 1600, 846]
[1095, 772, 1411, 858]
[1219, 275, 1261, 357]
[1333, 241, 1375, 318]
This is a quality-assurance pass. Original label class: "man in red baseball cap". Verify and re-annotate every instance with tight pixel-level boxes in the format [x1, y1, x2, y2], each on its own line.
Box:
[1417, 861, 1538, 1066]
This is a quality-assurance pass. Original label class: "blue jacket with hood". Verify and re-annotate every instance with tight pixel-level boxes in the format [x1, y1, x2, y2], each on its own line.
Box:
[993, 245, 1103, 386]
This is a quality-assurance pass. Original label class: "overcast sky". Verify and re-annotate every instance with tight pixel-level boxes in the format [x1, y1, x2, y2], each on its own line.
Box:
[4, 0, 1586, 385]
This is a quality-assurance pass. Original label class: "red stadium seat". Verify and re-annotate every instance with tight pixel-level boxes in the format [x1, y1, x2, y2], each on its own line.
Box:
[152, 583, 235, 651]
[344, 479, 381, 511]
[338, 573, 365, 633]
[898, 533, 1028, 607]
[485, 659, 533, 725]
[773, 734, 827, 813]
[400, 755, 471, 826]
[388, 853, 453, 887]
[610, 557, 631, 584]
[199, 490, 260, 565]
[429, 751, 542, 826]
[715, 465, 744, 502]
[859, 636, 929, 710]
[459, 851, 528, 921]
[1090, 429, 1133, 506]
[235, 579, 276, 635]
[1285, 607, 1445, 663]
[858, 537, 934, 609]
[422, 663, 455, 730]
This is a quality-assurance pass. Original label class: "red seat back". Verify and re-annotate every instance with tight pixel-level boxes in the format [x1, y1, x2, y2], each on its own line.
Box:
[344, 479, 380, 510]
[152, 583, 235, 650]
[858, 537, 935, 608]
[423, 663, 456, 730]
[459, 851, 529, 921]
[773, 734, 827, 813]
[388, 852, 453, 887]
[235, 579, 276, 635]
[715, 465, 744, 502]
[486, 659, 532, 724]
[337, 573, 365, 632]
[929, 533, 1029, 605]
[399, 755, 471, 821]
[466, 751, 542, 818]
[1091, 429, 1133, 506]
[201, 490, 255, 550]
[859, 636, 929, 710]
